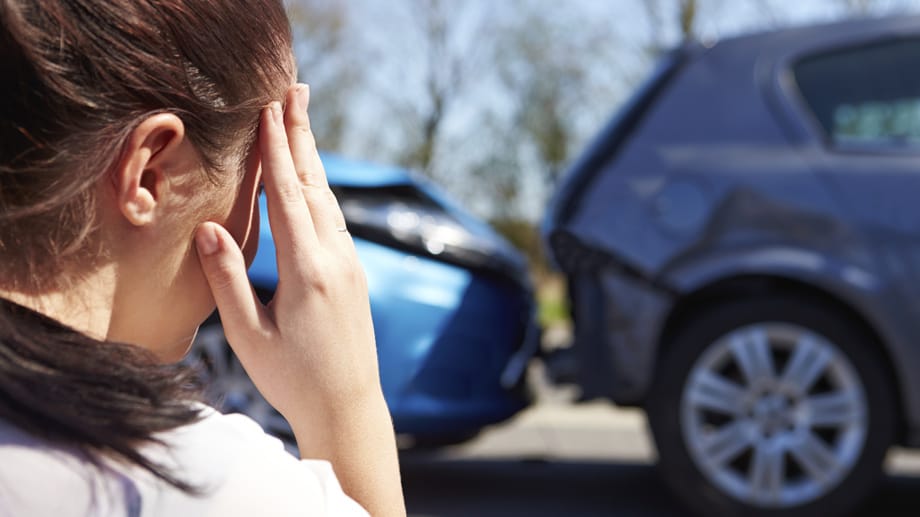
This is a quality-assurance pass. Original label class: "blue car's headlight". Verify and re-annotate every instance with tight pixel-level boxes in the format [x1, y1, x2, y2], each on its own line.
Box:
[335, 185, 529, 288]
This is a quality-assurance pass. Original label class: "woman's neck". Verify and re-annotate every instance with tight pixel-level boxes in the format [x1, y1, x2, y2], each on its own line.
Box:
[0, 266, 117, 341]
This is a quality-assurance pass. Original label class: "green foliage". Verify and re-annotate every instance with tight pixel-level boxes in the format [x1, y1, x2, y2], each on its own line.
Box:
[488, 217, 571, 326]
[488, 218, 546, 273]
[537, 283, 571, 327]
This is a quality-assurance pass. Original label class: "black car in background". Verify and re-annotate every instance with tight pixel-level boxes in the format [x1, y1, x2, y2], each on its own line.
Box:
[545, 15, 920, 517]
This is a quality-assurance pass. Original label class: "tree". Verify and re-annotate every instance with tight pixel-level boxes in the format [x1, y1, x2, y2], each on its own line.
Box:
[489, 2, 624, 211]
[452, 2, 629, 278]
[400, 0, 453, 174]
[497, 13, 578, 188]
[641, 0, 699, 55]
[287, 0, 362, 152]
[387, 0, 494, 178]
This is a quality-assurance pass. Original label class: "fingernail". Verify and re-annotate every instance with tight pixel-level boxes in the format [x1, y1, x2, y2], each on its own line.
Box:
[297, 84, 309, 110]
[270, 101, 283, 124]
[196, 224, 219, 256]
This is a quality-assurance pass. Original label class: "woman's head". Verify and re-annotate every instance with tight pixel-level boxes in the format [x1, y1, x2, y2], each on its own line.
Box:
[0, 0, 294, 358]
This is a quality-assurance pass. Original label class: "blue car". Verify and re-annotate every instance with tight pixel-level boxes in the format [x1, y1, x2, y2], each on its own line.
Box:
[192, 155, 538, 448]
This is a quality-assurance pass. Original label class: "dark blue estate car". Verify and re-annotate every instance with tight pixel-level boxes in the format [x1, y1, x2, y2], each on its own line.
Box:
[546, 14, 920, 517]
[193, 155, 539, 449]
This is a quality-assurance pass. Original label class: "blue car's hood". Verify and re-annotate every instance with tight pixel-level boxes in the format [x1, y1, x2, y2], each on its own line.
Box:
[249, 154, 528, 288]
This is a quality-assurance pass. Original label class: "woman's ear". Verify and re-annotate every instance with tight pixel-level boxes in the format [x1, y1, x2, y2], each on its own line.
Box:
[112, 114, 186, 227]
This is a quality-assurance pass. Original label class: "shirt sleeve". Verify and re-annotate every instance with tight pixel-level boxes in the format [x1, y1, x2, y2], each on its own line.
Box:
[297, 459, 372, 517]
[163, 408, 372, 517]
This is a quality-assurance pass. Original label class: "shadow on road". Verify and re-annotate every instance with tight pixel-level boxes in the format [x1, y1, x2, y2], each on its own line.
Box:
[401, 454, 684, 517]
[401, 454, 920, 517]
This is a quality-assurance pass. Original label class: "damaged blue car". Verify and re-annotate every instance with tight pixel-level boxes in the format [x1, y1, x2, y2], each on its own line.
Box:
[192, 155, 538, 450]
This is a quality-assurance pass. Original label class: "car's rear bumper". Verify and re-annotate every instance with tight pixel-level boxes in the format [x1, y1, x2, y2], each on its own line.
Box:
[555, 270, 672, 406]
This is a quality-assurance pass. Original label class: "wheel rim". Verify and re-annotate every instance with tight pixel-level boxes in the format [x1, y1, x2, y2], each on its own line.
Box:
[680, 322, 868, 508]
[190, 326, 296, 451]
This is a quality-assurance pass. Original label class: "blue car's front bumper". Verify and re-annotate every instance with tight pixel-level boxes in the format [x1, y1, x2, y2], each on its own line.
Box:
[353, 238, 536, 436]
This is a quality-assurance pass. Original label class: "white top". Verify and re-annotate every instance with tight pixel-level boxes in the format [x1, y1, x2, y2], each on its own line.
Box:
[0, 406, 369, 517]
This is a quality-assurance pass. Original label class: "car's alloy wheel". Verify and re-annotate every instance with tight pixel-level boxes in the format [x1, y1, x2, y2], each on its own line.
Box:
[649, 297, 895, 517]
[682, 323, 866, 508]
[190, 324, 297, 453]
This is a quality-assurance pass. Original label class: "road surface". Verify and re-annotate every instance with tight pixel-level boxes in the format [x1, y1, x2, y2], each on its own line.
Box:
[400, 367, 920, 516]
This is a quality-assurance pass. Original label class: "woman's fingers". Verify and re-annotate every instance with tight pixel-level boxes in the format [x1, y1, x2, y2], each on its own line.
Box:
[259, 102, 319, 277]
[285, 85, 328, 189]
[283, 84, 348, 242]
[194, 222, 269, 353]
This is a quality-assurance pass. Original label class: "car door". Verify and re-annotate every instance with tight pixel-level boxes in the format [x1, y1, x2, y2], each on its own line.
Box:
[790, 36, 920, 322]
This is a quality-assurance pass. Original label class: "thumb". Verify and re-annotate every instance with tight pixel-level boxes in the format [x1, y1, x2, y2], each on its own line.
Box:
[195, 222, 266, 350]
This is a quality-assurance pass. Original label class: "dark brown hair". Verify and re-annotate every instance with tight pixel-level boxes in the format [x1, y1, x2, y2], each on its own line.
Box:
[0, 0, 292, 489]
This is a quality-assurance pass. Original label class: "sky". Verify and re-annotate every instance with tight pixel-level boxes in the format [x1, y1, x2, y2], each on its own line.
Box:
[294, 0, 920, 221]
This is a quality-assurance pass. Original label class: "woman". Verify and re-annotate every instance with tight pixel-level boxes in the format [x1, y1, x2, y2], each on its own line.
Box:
[0, 1, 405, 516]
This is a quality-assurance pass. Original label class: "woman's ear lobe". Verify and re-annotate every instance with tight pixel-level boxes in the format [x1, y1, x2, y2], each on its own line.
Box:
[112, 114, 186, 227]
[121, 169, 159, 226]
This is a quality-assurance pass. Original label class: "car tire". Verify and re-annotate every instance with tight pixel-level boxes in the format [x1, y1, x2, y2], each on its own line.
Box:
[647, 296, 896, 517]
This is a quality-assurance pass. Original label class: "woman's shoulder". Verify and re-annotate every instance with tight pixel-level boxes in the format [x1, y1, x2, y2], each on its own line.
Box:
[164, 402, 286, 455]
[152, 404, 368, 516]
[0, 418, 121, 517]
[0, 407, 369, 517]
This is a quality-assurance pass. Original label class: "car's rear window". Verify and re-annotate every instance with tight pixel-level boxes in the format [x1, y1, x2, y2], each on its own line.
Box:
[794, 38, 920, 150]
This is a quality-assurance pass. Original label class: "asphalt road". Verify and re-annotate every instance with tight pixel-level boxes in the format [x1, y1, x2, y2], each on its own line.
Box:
[402, 454, 920, 517]
[400, 369, 920, 517]
[402, 455, 684, 517]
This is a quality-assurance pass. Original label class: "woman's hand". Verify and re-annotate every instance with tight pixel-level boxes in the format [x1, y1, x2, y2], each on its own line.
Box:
[194, 84, 405, 517]
[196, 84, 378, 419]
